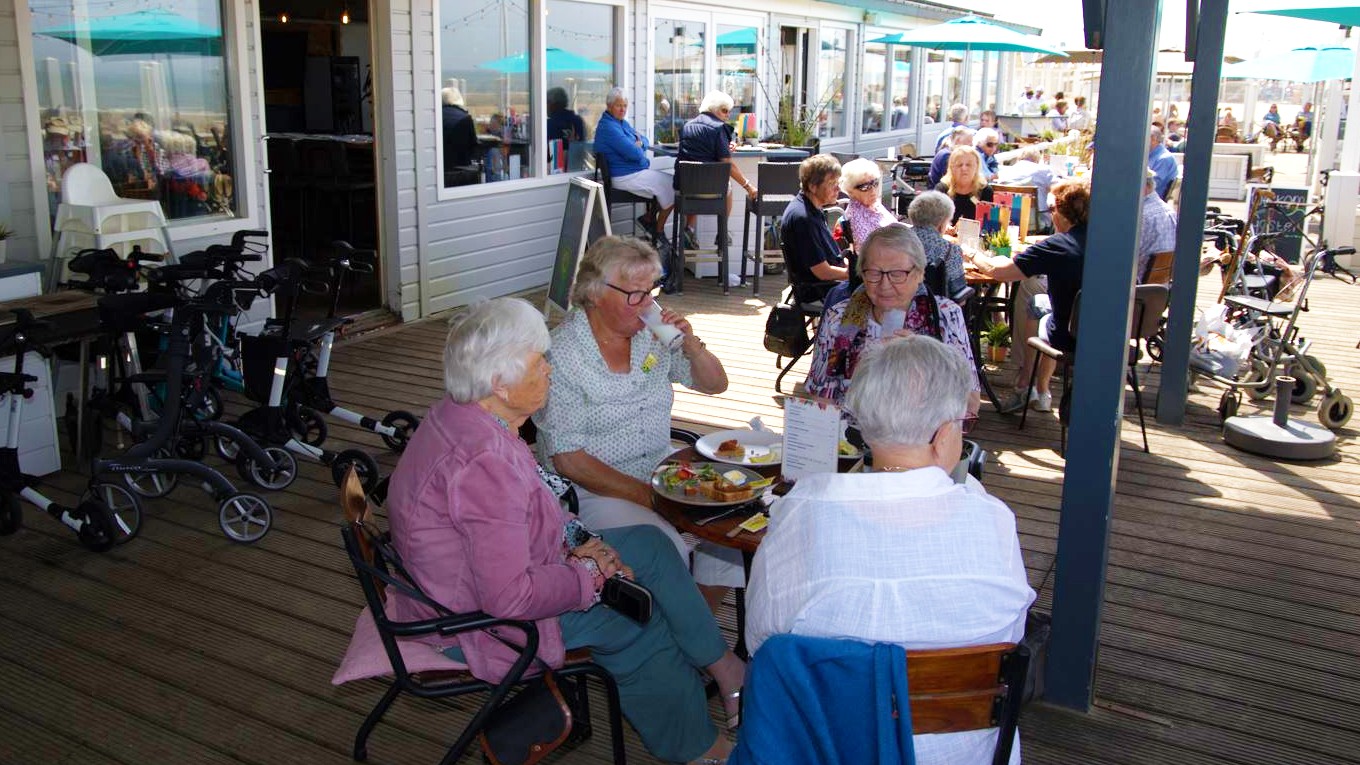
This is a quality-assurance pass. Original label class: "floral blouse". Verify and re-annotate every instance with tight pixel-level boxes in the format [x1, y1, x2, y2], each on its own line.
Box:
[805, 288, 978, 405]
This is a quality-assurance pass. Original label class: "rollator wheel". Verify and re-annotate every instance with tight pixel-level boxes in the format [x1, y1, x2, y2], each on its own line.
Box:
[1217, 391, 1240, 422]
[0, 493, 22, 535]
[123, 448, 179, 499]
[238, 446, 298, 491]
[331, 449, 381, 494]
[83, 482, 143, 543]
[288, 406, 328, 447]
[74, 500, 118, 552]
[215, 434, 241, 461]
[1291, 373, 1318, 405]
[218, 493, 272, 543]
[1319, 392, 1354, 431]
[1244, 359, 1273, 401]
[380, 410, 420, 453]
[1300, 354, 1328, 380]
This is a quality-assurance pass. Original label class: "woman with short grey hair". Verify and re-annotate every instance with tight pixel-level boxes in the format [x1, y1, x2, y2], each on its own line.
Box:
[385, 296, 747, 765]
[805, 224, 979, 412]
[698, 90, 735, 115]
[839, 157, 897, 248]
[848, 335, 972, 446]
[676, 91, 755, 241]
[907, 191, 967, 297]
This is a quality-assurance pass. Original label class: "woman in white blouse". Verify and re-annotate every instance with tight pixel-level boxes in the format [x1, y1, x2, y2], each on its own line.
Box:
[534, 236, 745, 610]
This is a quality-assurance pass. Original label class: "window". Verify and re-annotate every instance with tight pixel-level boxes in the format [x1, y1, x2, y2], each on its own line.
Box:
[861, 41, 887, 134]
[545, 0, 616, 174]
[817, 28, 848, 139]
[653, 18, 706, 143]
[716, 24, 758, 139]
[892, 46, 912, 130]
[439, 0, 533, 186]
[31, 2, 238, 223]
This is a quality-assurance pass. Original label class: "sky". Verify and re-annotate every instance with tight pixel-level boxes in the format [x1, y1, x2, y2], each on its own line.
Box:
[965, 0, 1351, 60]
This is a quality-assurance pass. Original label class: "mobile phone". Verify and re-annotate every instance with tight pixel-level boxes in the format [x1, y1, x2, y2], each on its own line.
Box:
[602, 575, 653, 625]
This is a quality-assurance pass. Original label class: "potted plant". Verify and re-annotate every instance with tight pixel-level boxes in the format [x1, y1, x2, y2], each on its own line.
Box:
[983, 321, 1011, 364]
[743, 129, 760, 146]
[983, 229, 1012, 259]
[0, 222, 12, 263]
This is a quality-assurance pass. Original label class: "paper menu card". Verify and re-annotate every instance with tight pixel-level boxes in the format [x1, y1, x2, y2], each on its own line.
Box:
[956, 218, 982, 250]
[781, 396, 842, 482]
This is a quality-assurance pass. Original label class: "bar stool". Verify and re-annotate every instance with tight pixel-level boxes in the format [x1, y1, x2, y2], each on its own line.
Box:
[671, 161, 731, 295]
[740, 161, 800, 295]
[595, 151, 654, 237]
[49, 163, 174, 290]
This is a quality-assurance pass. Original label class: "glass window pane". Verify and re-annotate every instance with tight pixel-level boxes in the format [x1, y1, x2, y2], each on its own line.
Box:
[861, 41, 887, 134]
[32, 2, 237, 223]
[891, 46, 912, 131]
[817, 28, 847, 139]
[440, 0, 533, 186]
[546, 0, 616, 174]
[717, 25, 758, 141]
[925, 51, 945, 123]
[654, 19, 705, 143]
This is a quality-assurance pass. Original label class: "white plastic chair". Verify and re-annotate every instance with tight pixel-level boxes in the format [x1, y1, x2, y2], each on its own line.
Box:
[50, 163, 175, 289]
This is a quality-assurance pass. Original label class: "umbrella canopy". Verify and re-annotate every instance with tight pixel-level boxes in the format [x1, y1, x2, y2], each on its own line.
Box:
[870, 15, 1067, 57]
[1033, 48, 1242, 75]
[37, 9, 220, 56]
[1237, 0, 1360, 26]
[479, 47, 611, 73]
[716, 28, 757, 55]
[1222, 46, 1354, 83]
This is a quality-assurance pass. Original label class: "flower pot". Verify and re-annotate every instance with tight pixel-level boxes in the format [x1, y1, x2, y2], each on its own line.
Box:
[989, 345, 1009, 364]
[991, 245, 1011, 259]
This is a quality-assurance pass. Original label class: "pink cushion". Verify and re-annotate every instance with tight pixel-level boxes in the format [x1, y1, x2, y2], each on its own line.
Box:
[332, 606, 469, 685]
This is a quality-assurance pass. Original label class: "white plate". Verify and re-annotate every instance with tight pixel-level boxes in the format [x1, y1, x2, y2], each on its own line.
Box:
[695, 429, 783, 466]
[651, 462, 766, 507]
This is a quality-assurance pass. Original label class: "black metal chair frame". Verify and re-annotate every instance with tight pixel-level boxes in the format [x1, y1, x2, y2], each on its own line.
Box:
[595, 151, 656, 239]
[340, 521, 627, 765]
[740, 161, 800, 295]
[671, 161, 732, 295]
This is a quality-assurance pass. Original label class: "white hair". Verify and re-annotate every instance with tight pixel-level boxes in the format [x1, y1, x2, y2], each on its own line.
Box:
[442, 298, 550, 403]
[606, 87, 627, 107]
[951, 126, 977, 146]
[571, 235, 662, 309]
[699, 90, 735, 114]
[838, 158, 883, 194]
[845, 335, 971, 446]
[908, 191, 955, 230]
[948, 103, 969, 123]
[441, 87, 465, 108]
[973, 128, 1000, 148]
[860, 223, 925, 274]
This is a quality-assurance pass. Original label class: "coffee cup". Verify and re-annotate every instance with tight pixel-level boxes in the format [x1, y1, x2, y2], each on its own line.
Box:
[641, 302, 685, 350]
[880, 309, 907, 334]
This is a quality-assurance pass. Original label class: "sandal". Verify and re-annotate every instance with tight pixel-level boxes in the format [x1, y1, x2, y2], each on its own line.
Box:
[723, 688, 742, 730]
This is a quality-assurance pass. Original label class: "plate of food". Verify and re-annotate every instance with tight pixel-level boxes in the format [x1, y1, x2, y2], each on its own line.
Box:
[695, 429, 783, 466]
[758, 142, 785, 149]
[652, 462, 770, 507]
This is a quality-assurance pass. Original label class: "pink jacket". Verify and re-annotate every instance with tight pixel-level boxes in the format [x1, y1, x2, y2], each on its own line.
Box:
[385, 396, 596, 681]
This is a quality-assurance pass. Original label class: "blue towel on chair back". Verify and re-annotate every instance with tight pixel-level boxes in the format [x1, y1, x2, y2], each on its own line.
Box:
[728, 635, 917, 765]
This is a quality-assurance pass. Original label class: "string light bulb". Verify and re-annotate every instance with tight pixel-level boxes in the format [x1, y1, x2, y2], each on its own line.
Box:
[279, 11, 289, 22]
[341, 9, 350, 24]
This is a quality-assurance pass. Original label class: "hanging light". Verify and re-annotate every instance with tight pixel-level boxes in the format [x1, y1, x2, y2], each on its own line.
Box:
[279, 11, 289, 23]
[341, 9, 351, 24]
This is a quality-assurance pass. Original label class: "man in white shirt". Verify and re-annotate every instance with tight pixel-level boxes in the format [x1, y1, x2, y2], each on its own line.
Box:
[746, 336, 1036, 765]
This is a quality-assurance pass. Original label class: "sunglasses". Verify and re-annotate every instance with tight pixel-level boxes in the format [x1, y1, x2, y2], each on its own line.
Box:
[854, 179, 881, 192]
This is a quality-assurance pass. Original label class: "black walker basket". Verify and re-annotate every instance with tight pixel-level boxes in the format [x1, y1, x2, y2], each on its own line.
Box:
[239, 333, 301, 405]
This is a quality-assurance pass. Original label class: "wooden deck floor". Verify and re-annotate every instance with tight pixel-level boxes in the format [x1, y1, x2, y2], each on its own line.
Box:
[1, 267, 1358, 764]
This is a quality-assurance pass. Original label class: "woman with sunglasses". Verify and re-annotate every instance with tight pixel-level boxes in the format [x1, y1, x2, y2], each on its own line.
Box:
[804, 224, 979, 415]
[745, 334, 1035, 765]
[536, 236, 746, 610]
[839, 157, 898, 248]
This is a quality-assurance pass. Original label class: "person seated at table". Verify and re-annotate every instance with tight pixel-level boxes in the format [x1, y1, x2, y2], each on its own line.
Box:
[1138, 168, 1178, 282]
[745, 333, 1035, 765]
[1296, 102, 1315, 145]
[546, 86, 587, 147]
[1068, 96, 1091, 131]
[595, 87, 675, 238]
[907, 191, 967, 298]
[676, 90, 758, 248]
[1165, 119, 1187, 152]
[927, 126, 974, 188]
[805, 224, 978, 413]
[1258, 103, 1283, 150]
[441, 87, 480, 185]
[891, 96, 912, 131]
[781, 154, 849, 306]
[535, 236, 744, 610]
[1218, 107, 1238, 131]
[933, 103, 970, 152]
[1147, 125, 1178, 200]
[973, 128, 1001, 179]
[103, 112, 165, 199]
[1049, 99, 1070, 133]
[385, 297, 745, 765]
[839, 158, 897, 247]
[968, 179, 1090, 414]
[936, 147, 993, 226]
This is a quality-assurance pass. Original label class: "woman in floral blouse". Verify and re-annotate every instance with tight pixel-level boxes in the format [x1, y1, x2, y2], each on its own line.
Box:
[805, 224, 979, 414]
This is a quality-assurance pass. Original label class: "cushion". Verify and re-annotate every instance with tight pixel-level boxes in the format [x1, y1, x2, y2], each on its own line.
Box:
[331, 606, 468, 685]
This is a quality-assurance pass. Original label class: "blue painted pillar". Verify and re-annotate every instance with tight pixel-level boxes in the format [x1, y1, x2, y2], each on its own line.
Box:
[1156, 0, 1230, 423]
[1043, 0, 1160, 710]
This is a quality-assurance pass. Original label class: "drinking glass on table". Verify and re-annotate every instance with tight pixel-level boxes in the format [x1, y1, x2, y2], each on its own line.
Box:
[641, 301, 685, 350]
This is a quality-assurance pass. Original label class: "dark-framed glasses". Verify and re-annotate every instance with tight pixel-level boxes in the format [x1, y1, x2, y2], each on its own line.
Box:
[861, 268, 914, 285]
[606, 281, 661, 306]
[930, 414, 978, 443]
[854, 178, 881, 192]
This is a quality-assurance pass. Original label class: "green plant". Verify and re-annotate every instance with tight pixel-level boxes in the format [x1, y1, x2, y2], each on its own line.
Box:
[983, 228, 1011, 251]
[983, 321, 1011, 348]
[0, 223, 12, 241]
[1039, 128, 1058, 142]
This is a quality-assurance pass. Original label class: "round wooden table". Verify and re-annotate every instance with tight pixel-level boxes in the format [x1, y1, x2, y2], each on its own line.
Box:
[649, 446, 778, 554]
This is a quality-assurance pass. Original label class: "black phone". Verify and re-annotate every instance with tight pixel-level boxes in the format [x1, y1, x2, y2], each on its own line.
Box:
[602, 575, 653, 625]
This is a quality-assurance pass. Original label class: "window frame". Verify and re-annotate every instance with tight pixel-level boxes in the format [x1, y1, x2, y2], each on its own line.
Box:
[649, 4, 766, 145]
[857, 27, 917, 138]
[812, 21, 854, 141]
[17, 0, 263, 249]
[434, 0, 625, 202]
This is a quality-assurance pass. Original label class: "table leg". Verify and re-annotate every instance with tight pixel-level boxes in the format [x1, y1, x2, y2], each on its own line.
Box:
[733, 550, 754, 660]
[968, 293, 1007, 415]
[75, 338, 89, 471]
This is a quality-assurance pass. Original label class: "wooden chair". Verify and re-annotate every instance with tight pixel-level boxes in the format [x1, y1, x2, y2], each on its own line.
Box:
[1143, 251, 1175, 285]
[335, 467, 627, 765]
[906, 642, 1030, 764]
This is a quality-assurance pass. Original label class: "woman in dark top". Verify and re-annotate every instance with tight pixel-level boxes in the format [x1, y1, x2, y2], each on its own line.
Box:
[779, 154, 849, 305]
[441, 87, 479, 185]
[935, 147, 993, 226]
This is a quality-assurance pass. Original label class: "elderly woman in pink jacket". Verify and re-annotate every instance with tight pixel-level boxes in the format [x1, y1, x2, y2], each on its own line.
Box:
[385, 297, 744, 765]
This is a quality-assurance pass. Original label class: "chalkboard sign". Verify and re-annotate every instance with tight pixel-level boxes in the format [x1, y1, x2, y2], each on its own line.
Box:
[546, 177, 611, 316]
[1248, 185, 1308, 264]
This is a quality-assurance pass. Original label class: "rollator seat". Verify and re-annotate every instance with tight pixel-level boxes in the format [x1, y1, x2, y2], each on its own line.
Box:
[1223, 293, 1294, 317]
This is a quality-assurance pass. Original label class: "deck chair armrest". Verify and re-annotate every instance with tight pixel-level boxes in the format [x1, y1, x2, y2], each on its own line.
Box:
[378, 612, 538, 641]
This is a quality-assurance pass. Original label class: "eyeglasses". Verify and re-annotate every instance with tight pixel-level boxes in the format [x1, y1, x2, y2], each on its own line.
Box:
[982, 142, 998, 148]
[606, 281, 661, 306]
[929, 414, 978, 444]
[853, 178, 881, 192]
[861, 268, 916, 285]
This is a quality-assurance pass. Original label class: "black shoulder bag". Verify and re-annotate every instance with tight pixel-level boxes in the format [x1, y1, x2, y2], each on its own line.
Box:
[764, 305, 810, 358]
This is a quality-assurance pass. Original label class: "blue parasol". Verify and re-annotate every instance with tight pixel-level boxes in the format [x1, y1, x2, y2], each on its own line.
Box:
[37, 9, 221, 56]
[479, 47, 611, 73]
[870, 15, 1067, 57]
[1222, 46, 1354, 83]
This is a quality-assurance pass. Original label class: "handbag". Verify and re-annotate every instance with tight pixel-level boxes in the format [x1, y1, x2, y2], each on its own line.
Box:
[479, 668, 579, 765]
[1019, 609, 1052, 704]
[764, 305, 810, 358]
